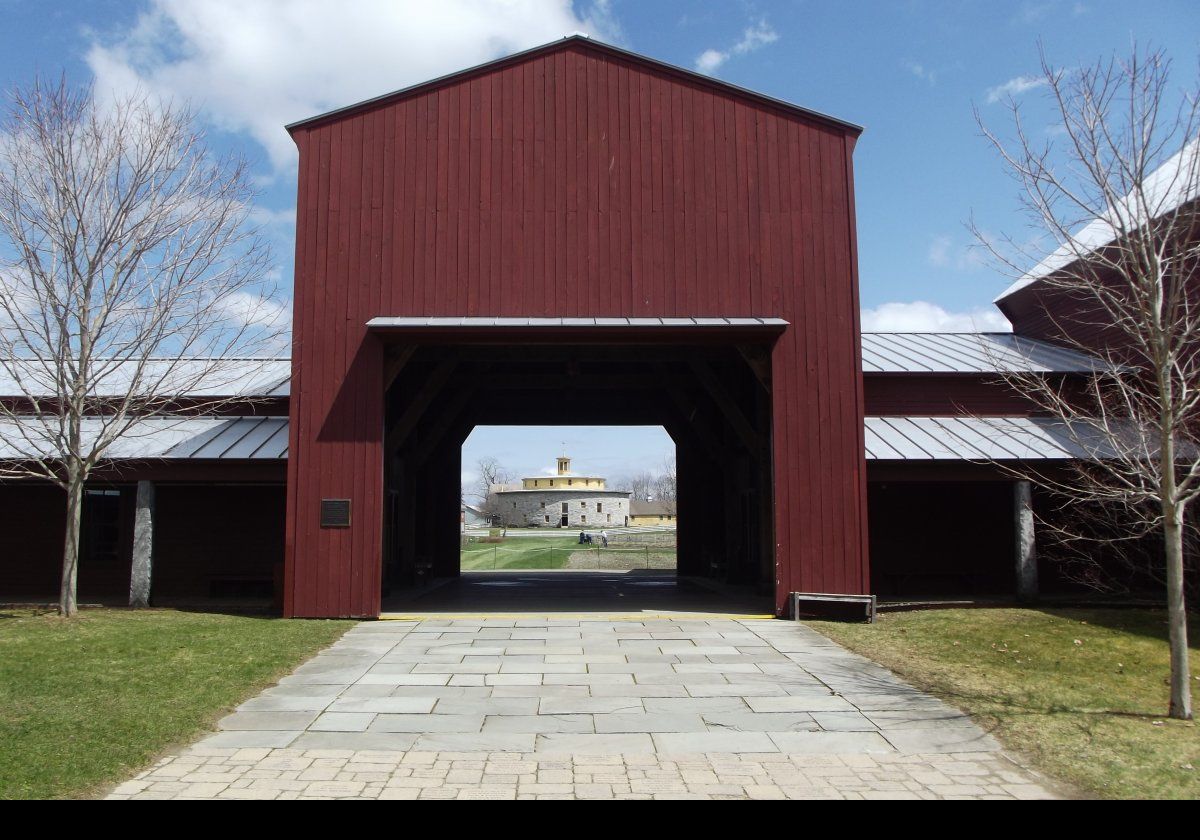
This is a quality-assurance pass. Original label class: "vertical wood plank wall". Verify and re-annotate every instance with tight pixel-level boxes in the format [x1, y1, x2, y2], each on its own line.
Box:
[286, 41, 868, 617]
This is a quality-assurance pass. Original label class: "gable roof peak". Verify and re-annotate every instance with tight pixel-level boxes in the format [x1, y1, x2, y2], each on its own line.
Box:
[286, 34, 861, 136]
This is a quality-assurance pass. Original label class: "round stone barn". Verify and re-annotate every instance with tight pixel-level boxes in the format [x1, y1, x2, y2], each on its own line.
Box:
[495, 456, 631, 529]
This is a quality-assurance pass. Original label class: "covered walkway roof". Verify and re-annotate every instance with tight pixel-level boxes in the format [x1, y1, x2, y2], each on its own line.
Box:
[1, 415, 1102, 464]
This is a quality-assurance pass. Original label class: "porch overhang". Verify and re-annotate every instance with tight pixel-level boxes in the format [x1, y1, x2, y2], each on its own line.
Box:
[365, 316, 789, 344]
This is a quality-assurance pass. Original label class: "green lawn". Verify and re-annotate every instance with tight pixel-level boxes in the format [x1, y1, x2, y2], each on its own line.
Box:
[461, 535, 579, 570]
[810, 608, 1200, 799]
[460, 533, 678, 570]
[0, 608, 352, 799]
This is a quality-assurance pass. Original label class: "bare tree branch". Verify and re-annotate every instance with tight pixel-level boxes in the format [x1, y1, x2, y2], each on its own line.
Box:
[974, 44, 1199, 719]
[0, 77, 286, 615]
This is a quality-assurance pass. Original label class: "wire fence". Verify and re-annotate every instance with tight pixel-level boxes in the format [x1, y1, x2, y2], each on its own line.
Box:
[462, 544, 678, 571]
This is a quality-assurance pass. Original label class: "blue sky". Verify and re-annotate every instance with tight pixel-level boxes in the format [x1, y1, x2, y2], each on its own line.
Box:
[2, 0, 1197, 482]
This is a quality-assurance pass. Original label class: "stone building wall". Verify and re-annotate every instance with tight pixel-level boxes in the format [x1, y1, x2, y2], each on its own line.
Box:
[495, 491, 631, 528]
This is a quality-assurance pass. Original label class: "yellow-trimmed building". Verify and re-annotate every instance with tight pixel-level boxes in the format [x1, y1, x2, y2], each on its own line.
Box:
[628, 500, 677, 527]
[494, 456, 631, 528]
[520, 456, 608, 490]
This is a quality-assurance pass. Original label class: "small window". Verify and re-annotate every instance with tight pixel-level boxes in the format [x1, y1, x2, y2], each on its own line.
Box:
[561, 502, 568, 513]
[581, 515, 587, 523]
[82, 489, 123, 566]
[540, 501, 545, 509]
[545, 515, 550, 523]
[596, 502, 602, 512]
[607, 514, 612, 523]
[568, 479, 573, 486]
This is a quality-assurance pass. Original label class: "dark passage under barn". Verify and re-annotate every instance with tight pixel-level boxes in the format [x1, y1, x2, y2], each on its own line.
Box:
[374, 324, 779, 607]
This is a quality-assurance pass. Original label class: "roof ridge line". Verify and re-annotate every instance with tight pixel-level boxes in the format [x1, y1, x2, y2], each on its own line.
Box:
[286, 34, 862, 135]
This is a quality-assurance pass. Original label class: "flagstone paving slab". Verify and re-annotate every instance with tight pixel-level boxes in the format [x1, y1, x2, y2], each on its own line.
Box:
[109, 617, 1061, 800]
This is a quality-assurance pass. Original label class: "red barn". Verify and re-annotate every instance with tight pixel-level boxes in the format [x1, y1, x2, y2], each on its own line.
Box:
[282, 35, 869, 617]
[3, 37, 1134, 617]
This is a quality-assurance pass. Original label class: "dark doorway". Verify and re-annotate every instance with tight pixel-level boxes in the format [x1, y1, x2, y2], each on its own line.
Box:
[77, 487, 133, 598]
[378, 340, 777, 610]
[392, 571, 771, 615]
[868, 481, 1016, 597]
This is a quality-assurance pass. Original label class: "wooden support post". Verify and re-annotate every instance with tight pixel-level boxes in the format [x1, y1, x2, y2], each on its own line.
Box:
[754, 374, 775, 594]
[1014, 480, 1038, 602]
[686, 358, 760, 452]
[412, 387, 478, 466]
[736, 344, 772, 394]
[386, 355, 459, 457]
[129, 480, 154, 608]
[383, 345, 417, 390]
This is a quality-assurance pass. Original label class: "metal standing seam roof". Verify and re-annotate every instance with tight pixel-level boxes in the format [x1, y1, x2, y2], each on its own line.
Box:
[995, 138, 1200, 303]
[164, 417, 289, 459]
[0, 332, 1105, 393]
[0, 358, 292, 399]
[865, 416, 1109, 461]
[366, 316, 790, 329]
[0, 416, 288, 461]
[861, 332, 1108, 374]
[0, 414, 1099, 463]
[630, 500, 677, 517]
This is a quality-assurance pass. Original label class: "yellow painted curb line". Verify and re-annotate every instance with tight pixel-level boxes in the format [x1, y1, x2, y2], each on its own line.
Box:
[377, 613, 777, 621]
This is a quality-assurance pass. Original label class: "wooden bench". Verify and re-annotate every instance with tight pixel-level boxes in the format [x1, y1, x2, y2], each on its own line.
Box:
[790, 592, 877, 623]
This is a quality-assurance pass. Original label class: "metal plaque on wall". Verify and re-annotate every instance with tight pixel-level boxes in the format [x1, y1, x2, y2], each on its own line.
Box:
[320, 499, 351, 528]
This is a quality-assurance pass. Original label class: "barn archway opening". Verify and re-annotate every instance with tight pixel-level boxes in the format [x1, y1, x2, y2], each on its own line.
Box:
[438, 424, 687, 612]
[373, 330, 779, 615]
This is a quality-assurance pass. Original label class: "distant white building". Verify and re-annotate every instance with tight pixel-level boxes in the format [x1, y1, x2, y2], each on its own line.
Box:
[461, 503, 491, 528]
[493, 456, 631, 528]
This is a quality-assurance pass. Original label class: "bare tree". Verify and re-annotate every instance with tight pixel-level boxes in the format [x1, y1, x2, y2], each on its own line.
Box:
[615, 460, 676, 513]
[0, 78, 283, 616]
[474, 456, 511, 503]
[480, 492, 522, 536]
[614, 470, 655, 502]
[652, 457, 677, 515]
[974, 46, 1198, 719]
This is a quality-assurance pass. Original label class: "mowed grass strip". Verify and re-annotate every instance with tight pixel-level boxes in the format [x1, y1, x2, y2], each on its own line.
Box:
[0, 608, 352, 799]
[810, 608, 1200, 799]
[459, 534, 677, 570]
[460, 535, 580, 570]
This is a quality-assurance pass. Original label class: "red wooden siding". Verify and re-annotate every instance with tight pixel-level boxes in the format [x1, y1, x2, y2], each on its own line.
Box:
[0, 482, 284, 602]
[998, 282, 1118, 353]
[864, 374, 1035, 416]
[286, 39, 867, 617]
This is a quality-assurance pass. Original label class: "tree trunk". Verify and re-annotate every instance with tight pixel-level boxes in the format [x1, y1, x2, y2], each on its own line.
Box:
[129, 480, 154, 608]
[60, 474, 83, 617]
[1014, 480, 1039, 602]
[1163, 504, 1193, 720]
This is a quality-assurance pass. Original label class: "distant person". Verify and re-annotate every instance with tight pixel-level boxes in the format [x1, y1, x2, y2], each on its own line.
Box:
[601, 530, 609, 548]
[578, 530, 586, 545]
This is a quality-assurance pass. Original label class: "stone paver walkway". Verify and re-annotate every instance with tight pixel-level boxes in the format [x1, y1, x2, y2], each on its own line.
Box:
[108, 618, 1059, 799]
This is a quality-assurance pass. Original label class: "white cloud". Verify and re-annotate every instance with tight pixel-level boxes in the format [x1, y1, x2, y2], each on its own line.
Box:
[733, 20, 779, 54]
[215, 290, 293, 333]
[861, 301, 1012, 333]
[248, 205, 297, 232]
[903, 61, 936, 85]
[1017, 1, 1054, 23]
[695, 49, 728, 75]
[985, 74, 1048, 104]
[928, 234, 987, 271]
[694, 19, 778, 76]
[86, 0, 621, 173]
